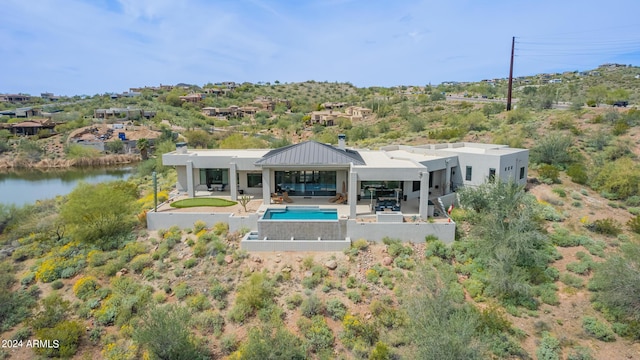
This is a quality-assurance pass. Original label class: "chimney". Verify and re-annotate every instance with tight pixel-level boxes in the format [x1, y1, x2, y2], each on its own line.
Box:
[338, 134, 346, 151]
[176, 142, 188, 154]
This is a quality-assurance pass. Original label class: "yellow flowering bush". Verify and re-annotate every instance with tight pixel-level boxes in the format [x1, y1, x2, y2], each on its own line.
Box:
[73, 276, 100, 300]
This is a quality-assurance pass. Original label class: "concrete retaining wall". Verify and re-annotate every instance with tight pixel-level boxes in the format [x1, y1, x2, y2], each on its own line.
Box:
[241, 237, 351, 252]
[346, 220, 456, 244]
[146, 211, 259, 232]
[258, 219, 344, 240]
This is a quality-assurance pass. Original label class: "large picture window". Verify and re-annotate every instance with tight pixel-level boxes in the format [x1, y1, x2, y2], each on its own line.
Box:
[200, 168, 228, 186]
[275, 171, 336, 196]
[247, 173, 262, 188]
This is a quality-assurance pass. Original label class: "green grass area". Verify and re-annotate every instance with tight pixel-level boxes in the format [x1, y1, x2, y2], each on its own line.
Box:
[170, 198, 237, 208]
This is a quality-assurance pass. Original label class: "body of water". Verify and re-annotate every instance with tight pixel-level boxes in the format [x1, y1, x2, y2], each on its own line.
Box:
[0, 166, 135, 206]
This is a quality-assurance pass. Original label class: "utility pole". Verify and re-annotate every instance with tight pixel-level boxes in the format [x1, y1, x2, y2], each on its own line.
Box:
[506, 36, 515, 111]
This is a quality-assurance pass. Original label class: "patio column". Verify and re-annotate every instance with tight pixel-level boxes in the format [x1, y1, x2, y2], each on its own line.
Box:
[444, 159, 451, 195]
[186, 160, 195, 198]
[262, 167, 271, 205]
[229, 163, 238, 201]
[419, 169, 429, 220]
[349, 168, 357, 218]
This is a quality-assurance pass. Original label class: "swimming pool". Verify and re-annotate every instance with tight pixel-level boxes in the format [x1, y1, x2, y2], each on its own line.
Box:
[259, 206, 341, 240]
[262, 207, 338, 220]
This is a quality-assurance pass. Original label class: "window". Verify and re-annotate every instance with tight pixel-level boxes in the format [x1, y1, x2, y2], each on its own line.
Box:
[465, 166, 472, 181]
[412, 181, 420, 192]
[489, 168, 496, 182]
[247, 173, 262, 188]
[519, 167, 525, 180]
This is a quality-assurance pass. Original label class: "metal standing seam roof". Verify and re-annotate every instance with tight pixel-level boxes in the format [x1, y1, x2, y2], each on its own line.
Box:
[255, 141, 365, 166]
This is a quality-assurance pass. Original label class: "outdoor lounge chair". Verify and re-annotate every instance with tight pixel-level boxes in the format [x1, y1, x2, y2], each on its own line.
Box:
[282, 191, 294, 203]
[271, 193, 283, 204]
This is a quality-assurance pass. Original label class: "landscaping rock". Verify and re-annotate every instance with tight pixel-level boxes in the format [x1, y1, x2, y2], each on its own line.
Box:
[325, 260, 338, 270]
[382, 256, 393, 266]
[224, 255, 233, 264]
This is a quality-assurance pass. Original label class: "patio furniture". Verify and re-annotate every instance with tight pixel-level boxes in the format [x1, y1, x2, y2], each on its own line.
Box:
[271, 193, 283, 204]
[282, 191, 294, 203]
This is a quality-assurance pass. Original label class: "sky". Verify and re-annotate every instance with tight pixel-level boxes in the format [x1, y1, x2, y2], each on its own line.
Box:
[2, 0, 640, 96]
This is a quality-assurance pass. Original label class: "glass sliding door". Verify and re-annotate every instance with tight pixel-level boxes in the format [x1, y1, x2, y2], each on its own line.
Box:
[199, 169, 229, 187]
[274, 170, 336, 196]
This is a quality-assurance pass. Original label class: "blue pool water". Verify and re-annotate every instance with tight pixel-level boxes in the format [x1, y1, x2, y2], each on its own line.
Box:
[263, 207, 338, 220]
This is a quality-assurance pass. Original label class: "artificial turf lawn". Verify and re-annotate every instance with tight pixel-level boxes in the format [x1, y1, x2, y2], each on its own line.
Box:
[169, 198, 238, 208]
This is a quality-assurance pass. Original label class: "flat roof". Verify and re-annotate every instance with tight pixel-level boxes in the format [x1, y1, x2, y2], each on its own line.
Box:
[357, 150, 424, 168]
[166, 149, 269, 159]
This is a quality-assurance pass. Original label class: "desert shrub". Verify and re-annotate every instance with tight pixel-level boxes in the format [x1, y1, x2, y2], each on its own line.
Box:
[229, 272, 275, 322]
[538, 164, 560, 183]
[464, 278, 485, 299]
[192, 310, 225, 336]
[30, 293, 70, 330]
[232, 326, 306, 359]
[129, 254, 153, 273]
[425, 240, 453, 260]
[286, 293, 304, 310]
[383, 237, 413, 257]
[582, 316, 616, 342]
[187, 293, 211, 311]
[393, 255, 416, 270]
[34, 320, 83, 358]
[535, 283, 559, 306]
[301, 315, 334, 354]
[326, 299, 347, 320]
[346, 290, 362, 304]
[193, 220, 207, 233]
[560, 273, 584, 288]
[73, 276, 100, 300]
[567, 346, 595, 360]
[587, 218, 622, 236]
[627, 215, 640, 234]
[213, 222, 229, 236]
[301, 294, 324, 318]
[134, 304, 209, 360]
[184, 258, 198, 269]
[566, 260, 593, 275]
[567, 163, 588, 184]
[0, 267, 38, 331]
[340, 313, 379, 349]
[20, 272, 36, 286]
[531, 133, 574, 167]
[536, 332, 561, 360]
[174, 282, 194, 300]
[87, 250, 110, 267]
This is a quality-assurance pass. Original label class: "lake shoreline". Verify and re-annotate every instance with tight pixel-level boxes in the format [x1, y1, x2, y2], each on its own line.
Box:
[0, 154, 141, 170]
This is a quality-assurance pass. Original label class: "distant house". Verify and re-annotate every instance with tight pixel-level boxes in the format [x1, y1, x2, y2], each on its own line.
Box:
[0, 94, 31, 103]
[344, 106, 372, 120]
[179, 93, 203, 103]
[309, 110, 339, 126]
[548, 79, 562, 84]
[322, 102, 346, 110]
[15, 107, 37, 118]
[10, 119, 57, 136]
[94, 108, 145, 120]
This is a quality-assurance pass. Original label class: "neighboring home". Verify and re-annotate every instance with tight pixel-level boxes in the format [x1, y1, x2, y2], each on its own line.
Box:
[162, 138, 529, 221]
[548, 79, 562, 84]
[253, 97, 291, 111]
[309, 110, 340, 126]
[94, 108, 145, 120]
[344, 106, 372, 120]
[0, 94, 31, 103]
[120, 91, 141, 98]
[322, 102, 346, 109]
[203, 88, 231, 96]
[202, 106, 258, 118]
[9, 119, 57, 136]
[40, 93, 60, 101]
[179, 93, 203, 103]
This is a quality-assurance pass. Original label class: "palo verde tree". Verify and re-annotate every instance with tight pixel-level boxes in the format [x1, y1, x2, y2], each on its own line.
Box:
[60, 181, 138, 250]
[458, 181, 553, 307]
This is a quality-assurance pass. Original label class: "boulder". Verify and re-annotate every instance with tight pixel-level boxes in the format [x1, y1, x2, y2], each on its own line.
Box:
[325, 260, 338, 270]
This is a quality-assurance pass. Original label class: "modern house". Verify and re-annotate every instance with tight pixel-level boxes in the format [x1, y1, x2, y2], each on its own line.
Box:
[162, 138, 529, 221]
